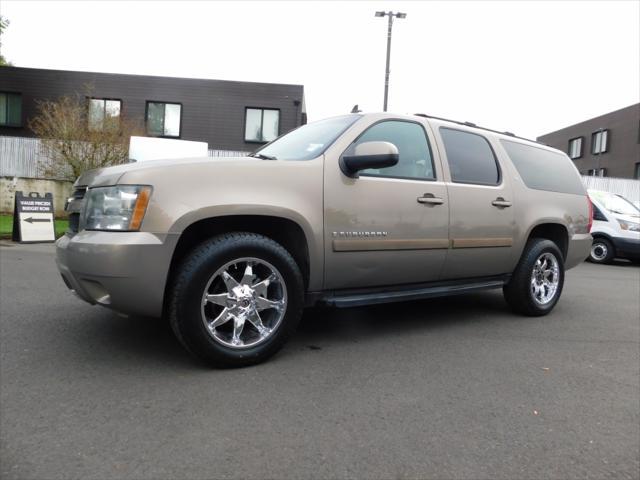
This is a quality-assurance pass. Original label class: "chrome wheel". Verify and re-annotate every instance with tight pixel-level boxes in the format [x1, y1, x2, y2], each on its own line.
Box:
[591, 242, 608, 261]
[201, 257, 287, 349]
[530, 252, 560, 305]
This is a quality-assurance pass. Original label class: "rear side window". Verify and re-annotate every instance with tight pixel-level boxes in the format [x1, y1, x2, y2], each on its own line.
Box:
[440, 128, 500, 185]
[500, 140, 585, 195]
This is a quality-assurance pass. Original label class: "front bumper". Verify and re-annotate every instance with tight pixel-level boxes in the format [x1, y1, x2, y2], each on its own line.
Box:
[612, 236, 640, 260]
[56, 231, 179, 317]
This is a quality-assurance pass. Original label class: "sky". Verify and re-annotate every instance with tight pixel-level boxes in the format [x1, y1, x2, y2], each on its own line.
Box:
[1, 0, 638, 139]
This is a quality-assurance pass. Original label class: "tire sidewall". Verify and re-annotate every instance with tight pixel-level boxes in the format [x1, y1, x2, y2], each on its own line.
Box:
[172, 235, 303, 367]
[589, 238, 614, 264]
[504, 238, 566, 316]
[524, 241, 565, 314]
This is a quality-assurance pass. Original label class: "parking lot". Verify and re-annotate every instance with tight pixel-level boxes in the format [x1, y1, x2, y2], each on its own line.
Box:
[1, 242, 638, 479]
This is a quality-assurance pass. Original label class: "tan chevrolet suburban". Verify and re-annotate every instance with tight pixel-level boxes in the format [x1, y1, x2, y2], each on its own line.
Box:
[57, 113, 592, 366]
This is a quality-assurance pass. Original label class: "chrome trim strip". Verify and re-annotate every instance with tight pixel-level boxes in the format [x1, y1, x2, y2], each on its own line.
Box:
[333, 238, 449, 252]
[452, 237, 513, 248]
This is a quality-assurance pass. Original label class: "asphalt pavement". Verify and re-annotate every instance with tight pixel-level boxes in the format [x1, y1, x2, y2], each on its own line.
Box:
[1, 243, 639, 479]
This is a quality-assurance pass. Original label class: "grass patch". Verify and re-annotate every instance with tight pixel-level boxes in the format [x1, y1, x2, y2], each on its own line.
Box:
[0, 214, 68, 240]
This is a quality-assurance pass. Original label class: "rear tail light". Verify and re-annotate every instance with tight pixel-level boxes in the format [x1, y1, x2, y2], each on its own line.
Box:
[587, 197, 594, 232]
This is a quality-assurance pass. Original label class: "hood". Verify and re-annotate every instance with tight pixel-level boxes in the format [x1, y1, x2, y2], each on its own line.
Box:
[74, 156, 257, 188]
[610, 211, 640, 223]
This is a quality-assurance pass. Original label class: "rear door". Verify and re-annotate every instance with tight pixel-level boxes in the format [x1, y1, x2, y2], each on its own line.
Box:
[434, 126, 515, 279]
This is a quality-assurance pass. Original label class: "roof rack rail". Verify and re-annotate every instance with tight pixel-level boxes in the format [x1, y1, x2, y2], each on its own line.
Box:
[414, 113, 541, 144]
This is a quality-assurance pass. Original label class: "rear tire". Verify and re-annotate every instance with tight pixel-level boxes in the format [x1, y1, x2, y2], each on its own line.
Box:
[588, 238, 615, 264]
[503, 238, 565, 316]
[168, 233, 304, 367]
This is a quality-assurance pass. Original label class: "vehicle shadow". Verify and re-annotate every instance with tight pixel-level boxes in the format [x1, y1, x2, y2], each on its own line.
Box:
[74, 309, 198, 369]
[72, 290, 512, 369]
[294, 290, 512, 347]
[584, 258, 638, 268]
[611, 259, 638, 267]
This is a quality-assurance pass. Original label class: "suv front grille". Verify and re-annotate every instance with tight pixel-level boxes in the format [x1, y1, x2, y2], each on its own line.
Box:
[66, 187, 87, 233]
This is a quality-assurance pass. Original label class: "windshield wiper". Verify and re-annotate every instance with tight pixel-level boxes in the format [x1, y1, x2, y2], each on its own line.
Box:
[249, 153, 277, 160]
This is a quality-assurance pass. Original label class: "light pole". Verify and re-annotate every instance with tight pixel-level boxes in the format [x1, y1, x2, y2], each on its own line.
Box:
[375, 10, 406, 112]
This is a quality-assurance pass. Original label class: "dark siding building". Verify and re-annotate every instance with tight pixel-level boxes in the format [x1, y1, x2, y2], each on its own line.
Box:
[0, 66, 306, 152]
[537, 103, 640, 179]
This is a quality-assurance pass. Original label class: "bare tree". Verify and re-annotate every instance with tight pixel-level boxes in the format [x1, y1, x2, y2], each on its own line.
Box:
[30, 90, 145, 181]
[0, 15, 11, 66]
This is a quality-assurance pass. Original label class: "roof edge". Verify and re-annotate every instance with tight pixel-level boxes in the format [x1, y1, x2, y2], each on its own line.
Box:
[0, 65, 304, 89]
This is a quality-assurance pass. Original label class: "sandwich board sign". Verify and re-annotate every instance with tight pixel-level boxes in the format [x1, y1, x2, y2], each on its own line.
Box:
[12, 191, 56, 243]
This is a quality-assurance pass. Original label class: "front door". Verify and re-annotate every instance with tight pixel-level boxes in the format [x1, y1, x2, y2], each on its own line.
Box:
[324, 118, 450, 290]
[434, 126, 515, 279]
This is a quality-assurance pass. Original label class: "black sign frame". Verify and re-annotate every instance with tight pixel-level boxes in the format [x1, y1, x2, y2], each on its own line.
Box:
[12, 191, 56, 244]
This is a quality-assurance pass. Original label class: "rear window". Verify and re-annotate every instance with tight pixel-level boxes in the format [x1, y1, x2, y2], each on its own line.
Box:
[500, 140, 585, 195]
[440, 128, 500, 185]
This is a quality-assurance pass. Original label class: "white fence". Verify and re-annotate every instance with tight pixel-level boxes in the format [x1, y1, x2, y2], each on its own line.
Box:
[208, 149, 251, 157]
[0, 135, 250, 180]
[0, 135, 53, 179]
[581, 175, 640, 203]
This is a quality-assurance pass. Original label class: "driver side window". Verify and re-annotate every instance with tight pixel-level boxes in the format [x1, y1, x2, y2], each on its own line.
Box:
[351, 120, 435, 180]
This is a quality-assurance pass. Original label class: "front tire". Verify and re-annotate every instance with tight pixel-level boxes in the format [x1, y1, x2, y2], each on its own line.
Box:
[503, 238, 565, 316]
[588, 238, 615, 264]
[168, 233, 304, 367]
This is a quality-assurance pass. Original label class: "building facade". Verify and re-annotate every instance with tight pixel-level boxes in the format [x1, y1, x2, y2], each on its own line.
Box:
[537, 104, 639, 179]
[0, 67, 306, 152]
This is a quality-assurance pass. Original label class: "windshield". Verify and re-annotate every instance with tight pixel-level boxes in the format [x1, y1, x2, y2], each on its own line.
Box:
[589, 190, 640, 216]
[253, 115, 360, 161]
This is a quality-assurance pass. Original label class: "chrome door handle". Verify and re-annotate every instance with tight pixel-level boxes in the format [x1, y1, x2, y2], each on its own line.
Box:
[417, 194, 444, 205]
[492, 197, 512, 208]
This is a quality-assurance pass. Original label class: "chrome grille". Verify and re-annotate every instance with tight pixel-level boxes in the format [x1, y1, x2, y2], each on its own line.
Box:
[66, 187, 86, 233]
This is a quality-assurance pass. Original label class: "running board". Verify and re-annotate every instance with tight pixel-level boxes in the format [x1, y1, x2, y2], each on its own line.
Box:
[317, 278, 508, 308]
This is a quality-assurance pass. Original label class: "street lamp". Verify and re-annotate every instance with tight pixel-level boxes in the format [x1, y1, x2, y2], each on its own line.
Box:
[375, 10, 406, 112]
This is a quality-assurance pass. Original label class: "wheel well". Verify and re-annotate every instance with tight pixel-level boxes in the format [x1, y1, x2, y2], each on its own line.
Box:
[528, 223, 569, 260]
[591, 233, 612, 242]
[164, 215, 311, 303]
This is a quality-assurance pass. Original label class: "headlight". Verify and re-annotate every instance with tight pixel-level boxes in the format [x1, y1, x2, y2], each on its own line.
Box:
[618, 219, 640, 232]
[83, 185, 152, 231]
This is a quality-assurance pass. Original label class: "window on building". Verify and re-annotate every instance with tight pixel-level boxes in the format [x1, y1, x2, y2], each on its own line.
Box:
[586, 168, 607, 177]
[346, 120, 435, 181]
[591, 129, 609, 154]
[568, 137, 583, 159]
[245, 108, 280, 143]
[0, 92, 22, 127]
[88, 98, 121, 131]
[634, 163, 640, 179]
[146, 101, 181, 137]
[440, 128, 500, 185]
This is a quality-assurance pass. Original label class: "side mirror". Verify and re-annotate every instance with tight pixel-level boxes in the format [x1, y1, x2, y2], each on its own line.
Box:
[339, 141, 399, 178]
